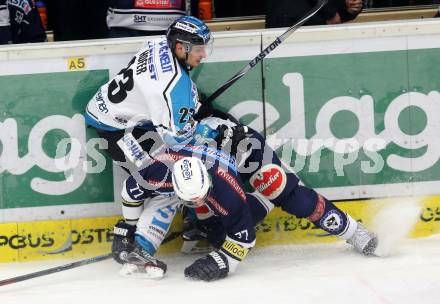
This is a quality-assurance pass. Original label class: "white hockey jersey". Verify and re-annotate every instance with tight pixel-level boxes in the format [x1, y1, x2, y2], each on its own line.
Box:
[107, 0, 186, 32]
[85, 37, 200, 142]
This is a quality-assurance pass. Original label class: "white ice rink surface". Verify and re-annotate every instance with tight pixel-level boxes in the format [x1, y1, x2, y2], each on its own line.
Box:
[1, 236, 440, 304]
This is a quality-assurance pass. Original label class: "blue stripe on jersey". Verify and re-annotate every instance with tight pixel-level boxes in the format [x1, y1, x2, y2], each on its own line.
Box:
[173, 144, 238, 175]
[135, 235, 157, 256]
[84, 112, 120, 131]
[169, 70, 196, 132]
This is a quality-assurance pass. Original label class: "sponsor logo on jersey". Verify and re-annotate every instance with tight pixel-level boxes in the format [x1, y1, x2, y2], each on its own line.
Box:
[134, 15, 147, 23]
[207, 196, 229, 216]
[216, 168, 246, 201]
[134, 0, 182, 9]
[114, 116, 128, 126]
[250, 164, 287, 200]
[158, 40, 173, 73]
[320, 210, 343, 233]
[175, 144, 237, 172]
[148, 225, 166, 237]
[145, 228, 164, 244]
[307, 194, 327, 222]
[154, 152, 184, 164]
[95, 89, 108, 113]
[146, 178, 173, 189]
[118, 133, 147, 167]
[221, 240, 249, 261]
[147, 41, 157, 80]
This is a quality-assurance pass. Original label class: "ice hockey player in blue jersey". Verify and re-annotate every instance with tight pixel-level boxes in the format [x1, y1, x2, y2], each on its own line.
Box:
[114, 146, 257, 281]
[174, 116, 378, 255]
[112, 117, 378, 281]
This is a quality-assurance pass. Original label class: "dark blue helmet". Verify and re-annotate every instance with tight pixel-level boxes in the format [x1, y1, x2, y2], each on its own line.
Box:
[166, 16, 212, 52]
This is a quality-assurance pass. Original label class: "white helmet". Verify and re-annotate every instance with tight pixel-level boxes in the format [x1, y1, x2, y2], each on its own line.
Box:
[172, 157, 211, 205]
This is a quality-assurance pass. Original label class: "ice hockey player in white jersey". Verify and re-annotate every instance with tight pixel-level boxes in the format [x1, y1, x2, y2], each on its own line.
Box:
[85, 16, 213, 171]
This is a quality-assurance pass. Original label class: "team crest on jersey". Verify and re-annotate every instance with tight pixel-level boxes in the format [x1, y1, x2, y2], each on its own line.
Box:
[250, 164, 287, 200]
[320, 210, 344, 233]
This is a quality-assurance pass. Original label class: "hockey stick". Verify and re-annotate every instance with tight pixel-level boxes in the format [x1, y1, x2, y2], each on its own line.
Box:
[0, 253, 112, 287]
[201, 0, 328, 107]
[0, 227, 183, 287]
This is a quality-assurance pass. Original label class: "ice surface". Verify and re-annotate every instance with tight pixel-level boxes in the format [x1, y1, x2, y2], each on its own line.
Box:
[1, 237, 440, 304]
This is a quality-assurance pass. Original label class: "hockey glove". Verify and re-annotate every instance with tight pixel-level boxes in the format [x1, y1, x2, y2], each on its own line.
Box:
[111, 220, 136, 264]
[193, 100, 214, 121]
[184, 251, 229, 282]
[198, 217, 226, 249]
[215, 124, 249, 157]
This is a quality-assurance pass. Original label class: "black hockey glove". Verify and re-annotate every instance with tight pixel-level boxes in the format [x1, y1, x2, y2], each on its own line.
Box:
[215, 124, 249, 157]
[184, 251, 229, 282]
[111, 220, 136, 264]
[193, 101, 214, 121]
[198, 217, 226, 249]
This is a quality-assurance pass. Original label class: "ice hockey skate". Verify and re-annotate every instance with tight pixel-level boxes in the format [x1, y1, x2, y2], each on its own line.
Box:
[120, 243, 167, 279]
[346, 222, 378, 256]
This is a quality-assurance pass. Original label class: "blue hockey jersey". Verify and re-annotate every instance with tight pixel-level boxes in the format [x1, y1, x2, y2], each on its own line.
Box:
[124, 144, 256, 247]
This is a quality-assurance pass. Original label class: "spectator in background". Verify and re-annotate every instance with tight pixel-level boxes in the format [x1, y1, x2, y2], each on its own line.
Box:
[214, 0, 265, 18]
[106, 0, 187, 38]
[266, 0, 363, 28]
[0, 0, 46, 45]
[45, 0, 109, 41]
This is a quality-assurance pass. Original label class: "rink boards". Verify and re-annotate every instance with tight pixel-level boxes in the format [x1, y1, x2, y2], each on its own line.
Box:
[1, 19, 440, 262]
[1, 196, 440, 262]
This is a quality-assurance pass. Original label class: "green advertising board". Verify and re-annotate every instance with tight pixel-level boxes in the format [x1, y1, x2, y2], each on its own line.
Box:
[196, 47, 440, 197]
[0, 70, 113, 209]
[1, 28, 440, 216]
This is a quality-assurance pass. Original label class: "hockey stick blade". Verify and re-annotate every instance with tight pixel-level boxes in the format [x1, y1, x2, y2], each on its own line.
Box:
[0, 224, 182, 287]
[202, 0, 328, 106]
[0, 253, 112, 287]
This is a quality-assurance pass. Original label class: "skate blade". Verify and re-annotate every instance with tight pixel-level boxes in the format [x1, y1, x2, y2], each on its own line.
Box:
[119, 263, 142, 276]
[119, 263, 165, 279]
[143, 265, 165, 279]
